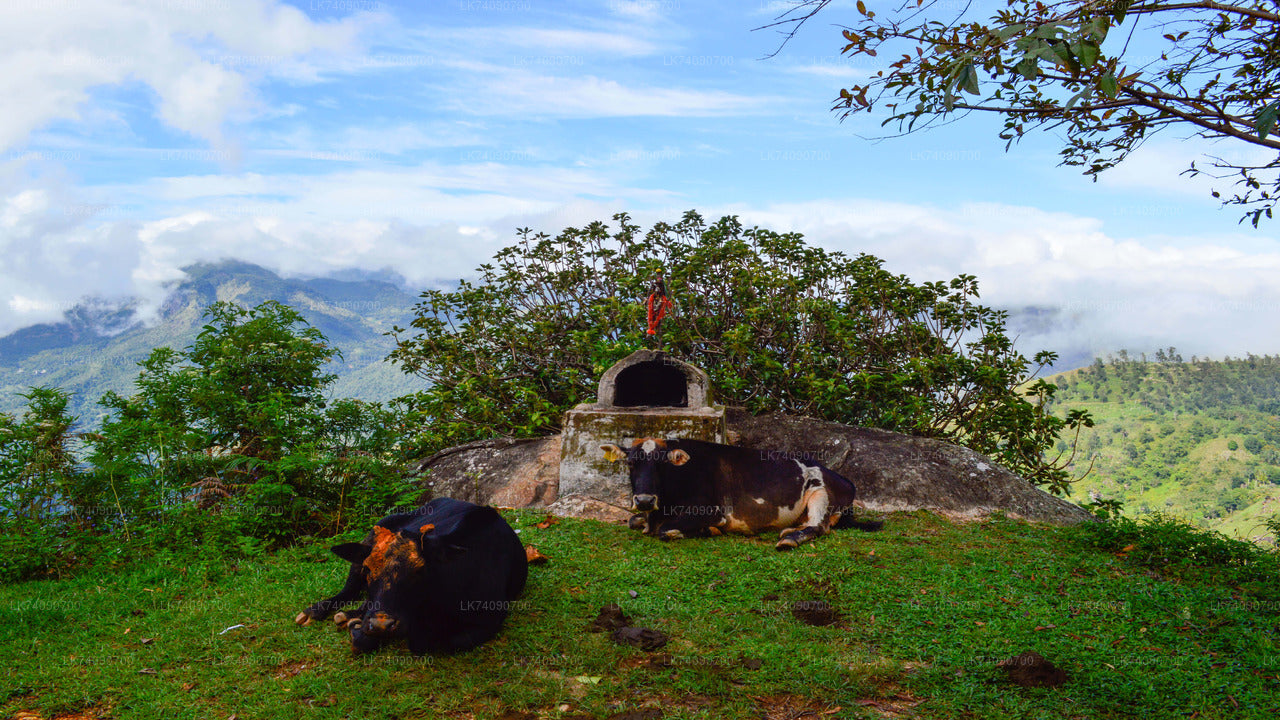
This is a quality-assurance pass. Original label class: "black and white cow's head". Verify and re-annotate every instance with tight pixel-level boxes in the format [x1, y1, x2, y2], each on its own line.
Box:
[601, 437, 690, 512]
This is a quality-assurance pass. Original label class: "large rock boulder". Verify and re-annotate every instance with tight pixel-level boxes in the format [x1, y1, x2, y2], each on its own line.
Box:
[410, 437, 560, 508]
[724, 409, 1092, 525]
[411, 410, 1092, 525]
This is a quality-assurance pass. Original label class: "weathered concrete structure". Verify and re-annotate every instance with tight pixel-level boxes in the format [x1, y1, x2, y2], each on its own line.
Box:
[554, 349, 726, 517]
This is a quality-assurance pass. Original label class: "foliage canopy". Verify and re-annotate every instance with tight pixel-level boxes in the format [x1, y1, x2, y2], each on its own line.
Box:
[1, 301, 411, 580]
[763, 0, 1280, 226]
[391, 211, 1090, 492]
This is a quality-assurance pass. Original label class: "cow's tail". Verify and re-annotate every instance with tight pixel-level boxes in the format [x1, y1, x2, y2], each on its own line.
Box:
[834, 513, 883, 532]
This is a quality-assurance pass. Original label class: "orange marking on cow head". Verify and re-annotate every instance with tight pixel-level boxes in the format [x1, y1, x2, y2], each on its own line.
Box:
[630, 437, 667, 449]
[364, 526, 397, 581]
[363, 526, 426, 583]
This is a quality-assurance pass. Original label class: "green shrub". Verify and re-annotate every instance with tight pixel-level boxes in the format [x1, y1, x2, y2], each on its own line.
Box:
[2, 301, 415, 581]
[1076, 513, 1278, 588]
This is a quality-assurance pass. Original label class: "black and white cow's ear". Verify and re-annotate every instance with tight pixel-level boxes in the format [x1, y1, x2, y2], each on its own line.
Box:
[332, 542, 372, 564]
[668, 449, 690, 466]
[601, 444, 627, 462]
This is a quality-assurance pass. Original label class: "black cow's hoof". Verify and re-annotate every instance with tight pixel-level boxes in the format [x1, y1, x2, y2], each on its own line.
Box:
[294, 611, 312, 626]
[333, 611, 349, 627]
[775, 537, 799, 551]
[628, 514, 648, 532]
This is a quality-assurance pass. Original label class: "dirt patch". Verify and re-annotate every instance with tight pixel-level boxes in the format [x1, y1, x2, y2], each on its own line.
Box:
[791, 600, 841, 627]
[753, 694, 841, 719]
[854, 692, 925, 717]
[998, 651, 1068, 687]
[606, 709, 663, 720]
[273, 660, 310, 679]
[11, 704, 111, 720]
[618, 653, 673, 671]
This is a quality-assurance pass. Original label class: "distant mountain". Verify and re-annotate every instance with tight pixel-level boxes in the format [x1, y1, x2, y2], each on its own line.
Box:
[1047, 354, 1280, 545]
[0, 261, 429, 424]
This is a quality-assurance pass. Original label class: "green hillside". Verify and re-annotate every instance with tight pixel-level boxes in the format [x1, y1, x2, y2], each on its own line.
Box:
[0, 261, 424, 424]
[1047, 352, 1280, 544]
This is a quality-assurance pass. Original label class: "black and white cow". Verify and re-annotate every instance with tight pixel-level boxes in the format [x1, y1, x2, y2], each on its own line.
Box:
[602, 437, 882, 550]
[295, 498, 527, 655]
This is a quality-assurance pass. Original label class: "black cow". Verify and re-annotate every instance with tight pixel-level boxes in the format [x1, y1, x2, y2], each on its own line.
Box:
[295, 498, 528, 655]
[602, 438, 882, 550]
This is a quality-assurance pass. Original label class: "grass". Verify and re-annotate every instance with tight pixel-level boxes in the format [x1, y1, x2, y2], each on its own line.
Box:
[3, 510, 1280, 719]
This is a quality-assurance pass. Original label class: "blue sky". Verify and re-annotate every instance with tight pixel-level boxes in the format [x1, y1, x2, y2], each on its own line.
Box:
[2, 0, 1278, 366]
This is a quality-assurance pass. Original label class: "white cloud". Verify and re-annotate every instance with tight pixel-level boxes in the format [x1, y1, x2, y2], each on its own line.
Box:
[729, 199, 1280, 362]
[1097, 137, 1278, 200]
[455, 69, 765, 117]
[433, 27, 661, 56]
[6, 186, 1280, 365]
[784, 63, 869, 80]
[0, 0, 375, 152]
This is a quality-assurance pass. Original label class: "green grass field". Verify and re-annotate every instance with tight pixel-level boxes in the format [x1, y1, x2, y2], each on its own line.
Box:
[4, 511, 1279, 720]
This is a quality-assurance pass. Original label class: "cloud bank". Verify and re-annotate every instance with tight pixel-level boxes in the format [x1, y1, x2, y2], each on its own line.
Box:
[5, 174, 1279, 368]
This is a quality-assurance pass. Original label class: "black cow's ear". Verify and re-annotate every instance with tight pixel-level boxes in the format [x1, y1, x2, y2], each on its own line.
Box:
[601, 444, 626, 462]
[668, 449, 690, 466]
[332, 542, 372, 564]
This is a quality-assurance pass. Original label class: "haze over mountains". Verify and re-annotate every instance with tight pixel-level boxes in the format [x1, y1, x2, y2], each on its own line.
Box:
[0, 260, 426, 423]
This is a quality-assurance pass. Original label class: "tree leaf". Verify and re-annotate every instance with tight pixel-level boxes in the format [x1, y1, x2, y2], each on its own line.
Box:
[1256, 101, 1280, 141]
[994, 23, 1026, 42]
[957, 62, 981, 95]
[1099, 71, 1119, 99]
[1077, 40, 1100, 68]
[1015, 57, 1039, 81]
[1111, 0, 1131, 24]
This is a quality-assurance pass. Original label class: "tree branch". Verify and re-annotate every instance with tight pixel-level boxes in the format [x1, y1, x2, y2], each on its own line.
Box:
[1126, 1, 1280, 24]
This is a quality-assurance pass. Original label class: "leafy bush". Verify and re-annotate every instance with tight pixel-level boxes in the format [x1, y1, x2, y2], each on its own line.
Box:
[2, 301, 414, 581]
[390, 211, 1089, 491]
[1078, 512, 1274, 574]
[0, 387, 82, 523]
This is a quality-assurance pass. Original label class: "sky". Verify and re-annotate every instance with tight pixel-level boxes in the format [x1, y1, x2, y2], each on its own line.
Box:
[1, 0, 1278, 369]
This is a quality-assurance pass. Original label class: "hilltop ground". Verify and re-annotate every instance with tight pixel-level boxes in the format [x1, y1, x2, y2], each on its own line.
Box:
[4, 510, 1278, 720]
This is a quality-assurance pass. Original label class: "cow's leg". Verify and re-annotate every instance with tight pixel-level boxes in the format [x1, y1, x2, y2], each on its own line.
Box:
[296, 561, 366, 625]
[655, 513, 715, 541]
[776, 487, 831, 551]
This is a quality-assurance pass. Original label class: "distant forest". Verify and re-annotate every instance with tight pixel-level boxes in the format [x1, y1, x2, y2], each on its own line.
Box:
[1049, 351, 1280, 543]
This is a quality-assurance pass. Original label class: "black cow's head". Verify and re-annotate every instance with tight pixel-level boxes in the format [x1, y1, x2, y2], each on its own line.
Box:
[330, 524, 459, 653]
[601, 438, 690, 512]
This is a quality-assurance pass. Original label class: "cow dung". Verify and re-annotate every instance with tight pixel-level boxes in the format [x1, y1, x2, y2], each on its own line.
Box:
[587, 603, 631, 633]
[611, 626, 669, 651]
[790, 600, 840, 627]
[997, 651, 1068, 687]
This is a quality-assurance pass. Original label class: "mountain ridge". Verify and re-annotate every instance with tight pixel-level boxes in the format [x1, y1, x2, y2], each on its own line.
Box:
[0, 261, 427, 423]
